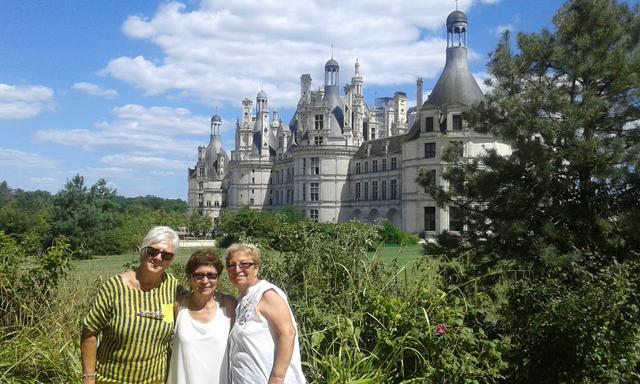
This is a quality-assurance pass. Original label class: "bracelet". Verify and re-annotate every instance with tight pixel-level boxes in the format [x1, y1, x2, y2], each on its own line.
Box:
[82, 372, 97, 378]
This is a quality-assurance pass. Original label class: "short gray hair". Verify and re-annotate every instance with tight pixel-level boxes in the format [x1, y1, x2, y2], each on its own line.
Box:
[141, 226, 179, 251]
[225, 243, 261, 265]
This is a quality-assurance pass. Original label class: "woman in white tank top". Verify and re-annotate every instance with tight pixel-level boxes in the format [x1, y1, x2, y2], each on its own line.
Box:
[167, 249, 236, 384]
[225, 243, 306, 384]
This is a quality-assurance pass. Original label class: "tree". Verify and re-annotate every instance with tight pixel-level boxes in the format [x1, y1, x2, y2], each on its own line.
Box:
[51, 175, 120, 257]
[417, 1, 640, 382]
[418, 0, 640, 272]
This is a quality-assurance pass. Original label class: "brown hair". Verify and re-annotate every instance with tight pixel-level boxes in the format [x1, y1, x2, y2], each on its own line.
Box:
[185, 249, 224, 276]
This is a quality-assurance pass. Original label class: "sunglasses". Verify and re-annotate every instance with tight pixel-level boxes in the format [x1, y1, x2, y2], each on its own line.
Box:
[191, 272, 219, 281]
[145, 246, 175, 261]
[226, 261, 256, 271]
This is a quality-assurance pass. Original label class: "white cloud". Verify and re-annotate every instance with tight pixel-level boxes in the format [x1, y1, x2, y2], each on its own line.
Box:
[35, 104, 210, 157]
[0, 148, 56, 168]
[100, 153, 190, 171]
[102, 1, 487, 108]
[473, 72, 493, 94]
[493, 23, 514, 37]
[73, 82, 118, 99]
[480, 0, 502, 4]
[0, 83, 54, 119]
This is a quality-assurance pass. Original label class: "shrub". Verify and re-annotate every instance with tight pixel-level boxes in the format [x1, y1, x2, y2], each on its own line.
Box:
[376, 220, 419, 246]
[503, 257, 640, 384]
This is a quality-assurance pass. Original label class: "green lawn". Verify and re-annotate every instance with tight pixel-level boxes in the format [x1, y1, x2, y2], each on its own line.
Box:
[73, 243, 424, 282]
[73, 248, 195, 281]
[372, 243, 424, 266]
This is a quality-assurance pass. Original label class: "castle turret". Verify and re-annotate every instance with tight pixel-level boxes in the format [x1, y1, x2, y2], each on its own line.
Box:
[323, 56, 345, 137]
[426, 10, 484, 107]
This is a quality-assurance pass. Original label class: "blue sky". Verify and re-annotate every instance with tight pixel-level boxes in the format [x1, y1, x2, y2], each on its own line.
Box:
[0, 0, 565, 200]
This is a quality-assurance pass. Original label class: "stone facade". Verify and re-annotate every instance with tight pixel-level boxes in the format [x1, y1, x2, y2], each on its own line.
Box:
[187, 10, 511, 238]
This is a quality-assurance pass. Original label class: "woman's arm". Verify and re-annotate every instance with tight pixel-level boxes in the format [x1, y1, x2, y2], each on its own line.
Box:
[80, 327, 98, 383]
[222, 294, 237, 325]
[257, 290, 296, 384]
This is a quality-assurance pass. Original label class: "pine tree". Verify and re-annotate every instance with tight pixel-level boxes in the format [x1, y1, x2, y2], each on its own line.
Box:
[419, 0, 640, 272]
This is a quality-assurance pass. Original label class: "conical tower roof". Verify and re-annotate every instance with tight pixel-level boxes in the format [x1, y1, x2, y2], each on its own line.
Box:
[426, 10, 484, 107]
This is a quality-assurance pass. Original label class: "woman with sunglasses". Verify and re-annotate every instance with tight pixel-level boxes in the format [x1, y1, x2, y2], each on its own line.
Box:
[80, 226, 180, 384]
[167, 249, 235, 384]
[226, 243, 306, 384]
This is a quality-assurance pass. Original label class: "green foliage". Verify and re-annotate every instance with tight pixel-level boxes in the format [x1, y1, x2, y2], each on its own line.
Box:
[415, 1, 640, 382]
[0, 178, 189, 258]
[0, 232, 73, 327]
[504, 257, 640, 384]
[377, 221, 419, 246]
[418, 0, 640, 272]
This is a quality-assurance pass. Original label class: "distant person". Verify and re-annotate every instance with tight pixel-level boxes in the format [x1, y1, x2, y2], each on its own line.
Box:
[226, 243, 306, 384]
[80, 226, 180, 384]
[167, 249, 236, 384]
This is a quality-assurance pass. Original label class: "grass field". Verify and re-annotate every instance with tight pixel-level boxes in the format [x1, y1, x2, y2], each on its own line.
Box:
[73, 243, 424, 281]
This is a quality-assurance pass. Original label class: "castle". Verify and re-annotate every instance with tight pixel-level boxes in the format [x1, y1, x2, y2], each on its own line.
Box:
[187, 10, 511, 238]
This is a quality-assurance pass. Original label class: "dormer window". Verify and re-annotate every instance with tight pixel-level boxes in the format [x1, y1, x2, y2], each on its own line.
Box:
[424, 116, 434, 132]
[452, 115, 463, 131]
[315, 115, 324, 130]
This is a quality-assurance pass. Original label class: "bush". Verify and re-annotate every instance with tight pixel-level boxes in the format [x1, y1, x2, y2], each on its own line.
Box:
[377, 221, 419, 246]
[503, 257, 640, 384]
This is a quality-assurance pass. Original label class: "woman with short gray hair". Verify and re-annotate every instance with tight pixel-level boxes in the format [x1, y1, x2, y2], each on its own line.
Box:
[80, 226, 180, 383]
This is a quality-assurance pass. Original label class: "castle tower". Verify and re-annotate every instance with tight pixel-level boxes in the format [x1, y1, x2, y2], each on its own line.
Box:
[426, 10, 484, 107]
[254, 89, 270, 156]
[323, 56, 345, 137]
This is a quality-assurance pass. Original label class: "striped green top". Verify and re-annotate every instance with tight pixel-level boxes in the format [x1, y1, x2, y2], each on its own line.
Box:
[83, 273, 178, 384]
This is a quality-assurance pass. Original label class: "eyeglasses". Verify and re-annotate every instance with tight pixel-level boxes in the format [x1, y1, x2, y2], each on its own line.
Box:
[226, 261, 256, 271]
[145, 246, 175, 261]
[191, 272, 219, 281]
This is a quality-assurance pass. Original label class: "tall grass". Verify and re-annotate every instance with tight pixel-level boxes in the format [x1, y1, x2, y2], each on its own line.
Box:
[0, 275, 93, 383]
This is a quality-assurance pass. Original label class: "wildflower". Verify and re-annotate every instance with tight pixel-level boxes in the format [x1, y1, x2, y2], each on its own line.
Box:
[435, 323, 448, 336]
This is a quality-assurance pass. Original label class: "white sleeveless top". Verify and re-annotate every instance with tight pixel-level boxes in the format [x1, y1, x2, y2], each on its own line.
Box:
[167, 296, 232, 384]
[229, 280, 306, 384]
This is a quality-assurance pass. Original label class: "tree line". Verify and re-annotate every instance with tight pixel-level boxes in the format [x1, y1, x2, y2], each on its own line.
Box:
[0, 175, 212, 258]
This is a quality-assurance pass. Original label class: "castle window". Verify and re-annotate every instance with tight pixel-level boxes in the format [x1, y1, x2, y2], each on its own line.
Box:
[303, 158, 307, 175]
[424, 206, 436, 232]
[207, 201, 211, 207]
[390, 179, 397, 200]
[451, 141, 464, 157]
[452, 115, 463, 131]
[372, 160, 378, 172]
[311, 157, 320, 175]
[310, 209, 319, 222]
[391, 157, 397, 170]
[424, 169, 437, 192]
[250, 198, 255, 205]
[372, 181, 378, 200]
[314, 136, 324, 146]
[364, 161, 369, 173]
[355, 162, 361, 174]
[449, 206, 464, 232]
[310, 183, 319, 201]
[302, 183, 306, 201]
[198, 181, 203, 189]
[424, 143, 436, 158]
[252, 177, 255, 184]
[425, 116, 434, 132]
[355, 182, 361, 200]
[381, 180, 387, 200]
[214, 201, 219, 207]
[315, 115, 324, 130]
[199, 167, 204, 177]
[364, 182, 369, 201]
[382, 158, 387, 171]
